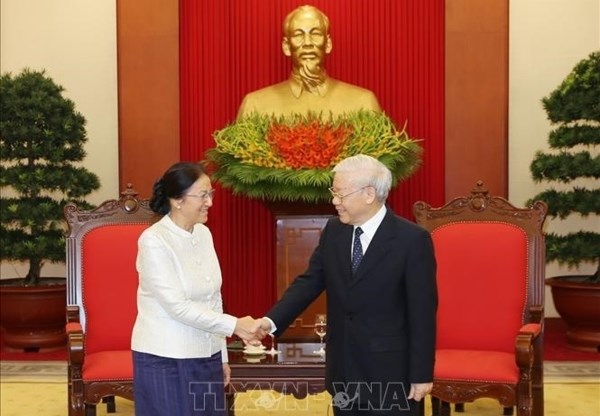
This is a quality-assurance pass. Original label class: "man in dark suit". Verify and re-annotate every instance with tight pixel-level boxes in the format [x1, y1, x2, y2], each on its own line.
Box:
[261, 154, 437, 415]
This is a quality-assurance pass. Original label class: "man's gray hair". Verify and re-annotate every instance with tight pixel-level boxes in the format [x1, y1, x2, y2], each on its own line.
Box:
[332, 154, 392, 201]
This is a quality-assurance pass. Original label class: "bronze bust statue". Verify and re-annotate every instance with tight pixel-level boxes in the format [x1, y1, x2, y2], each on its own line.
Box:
[237, 5, 381, 119]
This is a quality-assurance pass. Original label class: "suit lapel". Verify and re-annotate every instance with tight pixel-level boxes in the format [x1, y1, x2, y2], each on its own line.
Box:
[349, 210, 397, 286]
[335, 224, 354, 279]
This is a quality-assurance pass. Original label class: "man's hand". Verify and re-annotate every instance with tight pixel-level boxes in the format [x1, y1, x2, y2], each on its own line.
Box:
[233, 316, 267, 343]
[407, 382, 432, 402]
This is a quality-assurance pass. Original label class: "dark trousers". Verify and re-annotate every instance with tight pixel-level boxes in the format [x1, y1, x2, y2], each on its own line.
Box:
[331, 384, 421, 416]
[333, 401, 422, 416]
[133, 350, 226, 416]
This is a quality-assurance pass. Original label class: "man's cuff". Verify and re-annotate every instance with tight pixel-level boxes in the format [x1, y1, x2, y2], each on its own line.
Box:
[263, 317, 277, 334]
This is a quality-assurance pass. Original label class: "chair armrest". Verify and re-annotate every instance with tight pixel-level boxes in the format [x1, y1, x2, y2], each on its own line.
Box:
[66, 321, 84, 366]
[519, 323, 541, 338]
[66, 305, 80, 324]
[515, 323, 542, 368]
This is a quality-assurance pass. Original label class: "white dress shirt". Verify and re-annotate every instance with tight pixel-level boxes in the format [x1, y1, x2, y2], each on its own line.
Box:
[352, 204, 387, 256]
[131, 215, 236, 362]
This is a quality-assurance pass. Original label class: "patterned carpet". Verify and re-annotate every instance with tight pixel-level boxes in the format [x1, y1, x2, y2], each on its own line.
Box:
[1, 361, 599, 416]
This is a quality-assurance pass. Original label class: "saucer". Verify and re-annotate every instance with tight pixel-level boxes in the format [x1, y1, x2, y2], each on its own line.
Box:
[244, 355, 265, 363]
[243, 344, 266, 356]
[243, 349, 267, 356]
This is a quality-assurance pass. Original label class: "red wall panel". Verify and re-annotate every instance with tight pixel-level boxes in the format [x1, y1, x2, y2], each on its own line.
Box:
[179, 0, 445, 317]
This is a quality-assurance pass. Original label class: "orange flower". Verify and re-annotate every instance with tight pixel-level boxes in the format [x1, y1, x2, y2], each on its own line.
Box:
[267, 121, 352, 169]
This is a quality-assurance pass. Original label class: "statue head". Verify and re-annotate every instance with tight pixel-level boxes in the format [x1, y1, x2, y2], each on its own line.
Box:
[281, 5, 333, 81]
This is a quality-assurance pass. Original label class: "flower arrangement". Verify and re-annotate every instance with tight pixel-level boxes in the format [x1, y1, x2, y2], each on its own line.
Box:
[205, 110, 423, 203]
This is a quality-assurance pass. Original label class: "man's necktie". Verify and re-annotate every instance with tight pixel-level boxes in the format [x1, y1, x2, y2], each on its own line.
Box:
[351, 227, 364, 273]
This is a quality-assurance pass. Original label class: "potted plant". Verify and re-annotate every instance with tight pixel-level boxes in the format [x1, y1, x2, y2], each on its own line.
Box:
[0, 69, 100, 350]
[529, 51, 600, 352]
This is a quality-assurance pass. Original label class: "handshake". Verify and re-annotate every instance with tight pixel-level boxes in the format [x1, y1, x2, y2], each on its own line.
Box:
[233, 316, 272, 345]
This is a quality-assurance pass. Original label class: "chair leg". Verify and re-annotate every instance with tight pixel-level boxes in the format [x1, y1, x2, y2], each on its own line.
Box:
[102, 396, 116, 413]
[503, 406, 514, 415]
[431, 396, 441, 416]
[455, 403, 464, 412]
[84, 404, 96, 416]
[226, 392, 236, 416]
[440, 400, 451, 416]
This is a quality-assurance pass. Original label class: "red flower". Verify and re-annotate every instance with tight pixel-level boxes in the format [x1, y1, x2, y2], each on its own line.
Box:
[266, 121, 352, 169]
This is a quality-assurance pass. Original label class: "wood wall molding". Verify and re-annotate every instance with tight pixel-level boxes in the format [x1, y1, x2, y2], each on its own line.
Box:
[445, 0, 508, 199]
[117, 0, 180, 198]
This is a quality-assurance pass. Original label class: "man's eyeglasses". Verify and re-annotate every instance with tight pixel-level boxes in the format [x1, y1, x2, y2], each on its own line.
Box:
[328, 186, 367, 201]
[184, 189, 215, 201]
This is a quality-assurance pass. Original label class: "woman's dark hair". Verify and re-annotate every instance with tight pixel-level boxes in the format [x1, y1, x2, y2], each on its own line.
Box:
[149, 162, 208, 215]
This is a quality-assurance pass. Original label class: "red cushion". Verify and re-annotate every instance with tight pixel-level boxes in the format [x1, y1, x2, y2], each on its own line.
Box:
[82, 350, 133, 381]
[435, 349, 518, 383]
[82, 224, 148, 354]
[432, 222, 528, 353]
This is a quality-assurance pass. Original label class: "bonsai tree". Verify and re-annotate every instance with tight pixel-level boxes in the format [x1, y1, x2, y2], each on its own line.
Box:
[529, 51, 600, 283]
[0, 69, 100, 286]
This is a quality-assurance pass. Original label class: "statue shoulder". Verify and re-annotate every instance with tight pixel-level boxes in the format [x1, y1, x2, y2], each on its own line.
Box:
[328, 79, 381, 111]
[329, 79, 376, 96]
[237, 81, 292, 119]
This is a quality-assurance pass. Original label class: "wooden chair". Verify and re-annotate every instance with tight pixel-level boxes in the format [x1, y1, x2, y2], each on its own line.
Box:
[413, 181, 547, 416]
[64, 185, 157, 416]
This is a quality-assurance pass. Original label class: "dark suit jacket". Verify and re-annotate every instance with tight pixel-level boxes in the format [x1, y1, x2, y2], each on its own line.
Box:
[267, 208, 437, 401]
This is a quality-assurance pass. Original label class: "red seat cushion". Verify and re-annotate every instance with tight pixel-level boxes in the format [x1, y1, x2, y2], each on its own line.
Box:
[435, 349, 518, 383]
[82, 350, 133, 381]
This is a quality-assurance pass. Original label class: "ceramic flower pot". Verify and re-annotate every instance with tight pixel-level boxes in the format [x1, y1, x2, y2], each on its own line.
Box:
[546, 275, 600, 352]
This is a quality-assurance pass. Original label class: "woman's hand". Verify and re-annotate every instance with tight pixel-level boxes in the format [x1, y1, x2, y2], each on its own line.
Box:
[222, 363, 231, 387]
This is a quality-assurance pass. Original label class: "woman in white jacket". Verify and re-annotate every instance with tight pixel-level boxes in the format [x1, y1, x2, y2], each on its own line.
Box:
[132, 161, 263, 415]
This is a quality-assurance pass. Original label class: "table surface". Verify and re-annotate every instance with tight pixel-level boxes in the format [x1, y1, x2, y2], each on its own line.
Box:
[227, 342, 326, 398]
[228, 342, 325, 364]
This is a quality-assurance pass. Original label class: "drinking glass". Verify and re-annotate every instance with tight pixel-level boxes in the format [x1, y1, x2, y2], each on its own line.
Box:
[313, 314, 327, 355]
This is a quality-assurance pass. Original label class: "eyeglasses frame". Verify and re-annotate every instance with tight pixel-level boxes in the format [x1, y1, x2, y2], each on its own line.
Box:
[184, 189, 216, 201]
[328, 186, 369, 201]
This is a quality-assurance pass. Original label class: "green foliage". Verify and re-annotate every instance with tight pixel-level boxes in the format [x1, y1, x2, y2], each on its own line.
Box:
[0, 69, 100, 285]
[548, 125, 599, 148]
[545, 232, 600, 267]
[527, 188, 600, 219]
[529, 51, 600, 282]
[530, 151, 600, 182]
[542, 51, 600, 123]
[205, 111, 423, 203]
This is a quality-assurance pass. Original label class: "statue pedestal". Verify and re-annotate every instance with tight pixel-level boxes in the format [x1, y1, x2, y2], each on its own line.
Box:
[266, 201, 334, 341]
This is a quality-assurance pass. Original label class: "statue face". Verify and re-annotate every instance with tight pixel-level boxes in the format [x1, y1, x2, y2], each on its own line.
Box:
[283, 9, 332, 72]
